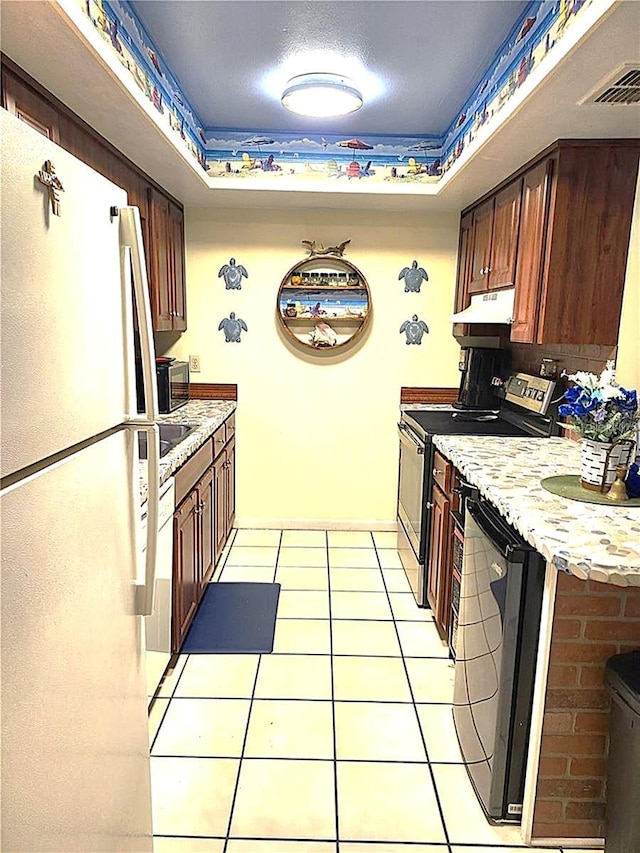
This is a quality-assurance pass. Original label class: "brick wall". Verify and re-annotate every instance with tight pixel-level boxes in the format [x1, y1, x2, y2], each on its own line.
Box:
[531, 572, 640, 841]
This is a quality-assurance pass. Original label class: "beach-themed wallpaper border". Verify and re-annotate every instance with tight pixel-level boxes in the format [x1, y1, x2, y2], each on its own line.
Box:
[77, 0, 594, 186]
[80, 0, 208, 169]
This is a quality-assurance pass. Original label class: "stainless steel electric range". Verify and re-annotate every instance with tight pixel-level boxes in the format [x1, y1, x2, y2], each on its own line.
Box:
[396, 372, 558, 606]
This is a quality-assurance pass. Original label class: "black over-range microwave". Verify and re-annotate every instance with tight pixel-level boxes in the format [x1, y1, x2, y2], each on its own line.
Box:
[136, 358, 190, 413]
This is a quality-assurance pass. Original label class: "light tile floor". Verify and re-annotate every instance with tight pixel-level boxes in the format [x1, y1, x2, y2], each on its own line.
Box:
[149, 529, 586, 853]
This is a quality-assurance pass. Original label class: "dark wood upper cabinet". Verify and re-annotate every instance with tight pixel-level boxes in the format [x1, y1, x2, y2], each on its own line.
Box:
[2, 57, 187, 335]
[488, 179, 522, 289]
[455, 140, 640, 346]
[468, 182, 522, 295]
[468, 200, 494, 293]
[511, 159, 553, 343]
[535, 143, 639, 345]
[169, 202, 187, 332]
[147, 188, 172, 331]
[2, 66, 60, 142]
[455, 212, 474, 312]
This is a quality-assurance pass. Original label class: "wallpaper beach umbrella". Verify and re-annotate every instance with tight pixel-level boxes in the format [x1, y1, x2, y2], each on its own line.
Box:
[241, 135, 275, 155]
[408, 141, 440, 153]
[336, 138, 374, 151]
[336, 139, 374, 176]
[408, 141, 441, 173]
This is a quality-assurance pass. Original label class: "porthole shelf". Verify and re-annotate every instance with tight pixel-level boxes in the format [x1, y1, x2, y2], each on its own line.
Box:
[277, 256, 371, 351]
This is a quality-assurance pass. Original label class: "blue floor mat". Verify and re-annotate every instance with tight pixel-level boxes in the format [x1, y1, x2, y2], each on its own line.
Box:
[181, 582, 281, 653]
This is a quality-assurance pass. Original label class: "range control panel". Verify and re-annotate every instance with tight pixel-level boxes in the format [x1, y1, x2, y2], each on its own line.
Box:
[503, 373, 556, 415]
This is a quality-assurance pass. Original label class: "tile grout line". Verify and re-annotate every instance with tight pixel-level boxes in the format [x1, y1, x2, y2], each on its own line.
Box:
[219, 531, 280, 853]
[221, 647, 263, 852]
[373, 536, 454, 853]
[326, 530, 341, 851]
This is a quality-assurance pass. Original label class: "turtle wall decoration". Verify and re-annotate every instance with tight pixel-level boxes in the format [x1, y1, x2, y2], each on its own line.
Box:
[218, 257, 248, 289]
[399, 314, 429, 345]
[218, 312, 248, 343]
[398, 260, 428, 293]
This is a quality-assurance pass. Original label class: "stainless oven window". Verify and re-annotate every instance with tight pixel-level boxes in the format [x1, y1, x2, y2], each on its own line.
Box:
[397, 423, 425, 554]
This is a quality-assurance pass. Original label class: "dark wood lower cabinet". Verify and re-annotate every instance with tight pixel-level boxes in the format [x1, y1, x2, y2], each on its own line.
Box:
[213, 452, 227, 566]
[198, 466, 215, 595]
[173, 491, 198, 651]
[427, 482, 451, 636]
[224, 436, 236, 537]
[213, 432, 236, 565]
[172, 414, 237, 652]
[427, 451, 461, 640]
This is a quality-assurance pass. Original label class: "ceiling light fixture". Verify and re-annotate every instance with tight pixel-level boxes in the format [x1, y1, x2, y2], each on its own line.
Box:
[281, 73, 363, 118]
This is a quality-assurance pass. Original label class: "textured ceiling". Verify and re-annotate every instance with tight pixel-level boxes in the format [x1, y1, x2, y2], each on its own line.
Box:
[130, 0, 529, 135]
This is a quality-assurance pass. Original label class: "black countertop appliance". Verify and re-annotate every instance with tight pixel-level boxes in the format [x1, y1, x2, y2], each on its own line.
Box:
[454, 347, 504, 410]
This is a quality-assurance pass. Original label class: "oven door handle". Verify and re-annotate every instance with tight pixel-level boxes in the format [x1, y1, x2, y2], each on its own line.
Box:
[397, 422, 424, 454]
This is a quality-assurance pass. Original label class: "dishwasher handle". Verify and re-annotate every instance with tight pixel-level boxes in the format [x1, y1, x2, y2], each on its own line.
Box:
[467, 498, 531, 563]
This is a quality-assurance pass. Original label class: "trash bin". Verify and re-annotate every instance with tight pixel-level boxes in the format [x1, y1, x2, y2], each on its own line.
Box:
[604, 651, 640, 853]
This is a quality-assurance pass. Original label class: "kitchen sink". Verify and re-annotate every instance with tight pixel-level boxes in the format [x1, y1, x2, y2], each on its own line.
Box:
[138, 423, 197, 459]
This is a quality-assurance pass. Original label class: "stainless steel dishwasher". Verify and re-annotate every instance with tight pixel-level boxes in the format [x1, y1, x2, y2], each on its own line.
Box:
[452, 495, 545, 822]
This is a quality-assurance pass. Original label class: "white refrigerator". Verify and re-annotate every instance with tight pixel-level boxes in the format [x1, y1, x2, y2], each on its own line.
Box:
[1, 109, 162, 851]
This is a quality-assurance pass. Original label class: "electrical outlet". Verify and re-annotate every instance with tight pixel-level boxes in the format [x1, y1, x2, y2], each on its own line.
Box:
[189, 354, 201, 373]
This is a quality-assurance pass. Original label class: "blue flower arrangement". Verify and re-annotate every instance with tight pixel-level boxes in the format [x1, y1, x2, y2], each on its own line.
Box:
[558, 361, 639, 443]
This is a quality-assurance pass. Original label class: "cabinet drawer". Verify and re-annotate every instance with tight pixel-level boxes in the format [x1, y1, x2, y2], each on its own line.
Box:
[212, 423, 226, 459]
[175, 438, 213, 506]
[432, 451, 453, 495]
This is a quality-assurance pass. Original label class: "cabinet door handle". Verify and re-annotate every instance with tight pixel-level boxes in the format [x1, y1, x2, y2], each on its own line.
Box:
[433, 468, 444, 477]
[425, 501, 433, 510]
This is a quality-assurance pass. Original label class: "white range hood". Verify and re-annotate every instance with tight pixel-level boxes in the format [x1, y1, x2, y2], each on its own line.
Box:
[451, 288, 515, 324]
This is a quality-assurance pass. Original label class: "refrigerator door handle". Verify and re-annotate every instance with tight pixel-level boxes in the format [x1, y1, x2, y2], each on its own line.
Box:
[119, 206, 160, 617]
[119, 206, 158, 424]
[131, 422, 160, 617]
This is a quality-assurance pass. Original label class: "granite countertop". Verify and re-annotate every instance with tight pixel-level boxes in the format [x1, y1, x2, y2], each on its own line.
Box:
[138, 400, 236, 503]
[432, 435, 640, 587]
[400, 403, 454, 412]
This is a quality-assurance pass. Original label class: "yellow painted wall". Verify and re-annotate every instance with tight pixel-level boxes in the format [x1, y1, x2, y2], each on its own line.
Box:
[616, 171, 640, 390]
[158, 206, 461, 528]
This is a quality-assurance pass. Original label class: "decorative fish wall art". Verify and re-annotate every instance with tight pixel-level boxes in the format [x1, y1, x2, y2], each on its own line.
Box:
[398, 260, 428, 293]
[218, 312, 248, 343]
[218, 257, 248, 289]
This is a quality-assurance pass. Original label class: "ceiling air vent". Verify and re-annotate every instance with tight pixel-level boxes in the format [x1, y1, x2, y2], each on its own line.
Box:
[580, 64, 640, 106]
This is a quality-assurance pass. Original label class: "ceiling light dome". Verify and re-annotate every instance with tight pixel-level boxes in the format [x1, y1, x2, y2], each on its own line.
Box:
[281, 73, 363, 118]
